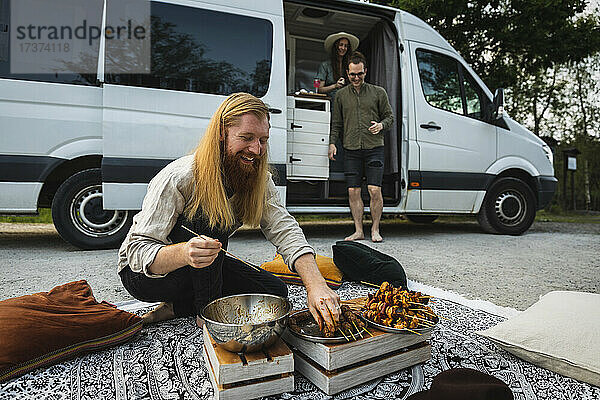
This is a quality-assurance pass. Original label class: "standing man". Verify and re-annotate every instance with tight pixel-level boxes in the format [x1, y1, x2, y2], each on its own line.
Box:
[328, 52, 394, 242]
[119, 93, 341, 331]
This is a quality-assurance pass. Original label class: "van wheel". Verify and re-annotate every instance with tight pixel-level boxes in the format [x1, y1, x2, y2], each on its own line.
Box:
[477, 177, 535, 235]
[51, 168, 133, 249]
[406, 214, 438, 224]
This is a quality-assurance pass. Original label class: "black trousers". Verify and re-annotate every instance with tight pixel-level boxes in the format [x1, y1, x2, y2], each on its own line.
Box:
[119, 255, 288, 317]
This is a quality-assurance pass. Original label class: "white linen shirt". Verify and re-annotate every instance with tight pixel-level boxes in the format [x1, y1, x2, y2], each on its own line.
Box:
[118, 155, 315, 277]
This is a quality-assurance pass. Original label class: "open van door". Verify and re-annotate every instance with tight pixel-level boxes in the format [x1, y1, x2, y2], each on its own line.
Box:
[409, 42, 496, 211]
[101, 0, 287, 211]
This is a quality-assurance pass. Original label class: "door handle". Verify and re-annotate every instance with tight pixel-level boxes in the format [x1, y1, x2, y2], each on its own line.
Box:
[420, 123, 442, 130]
[291, 123, 303, 129]
[268, 108, 282, 114]
[289, 156, 301, 163]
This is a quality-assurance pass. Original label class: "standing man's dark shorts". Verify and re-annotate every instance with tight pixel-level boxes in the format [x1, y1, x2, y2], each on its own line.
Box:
[344, 146, 385, 188]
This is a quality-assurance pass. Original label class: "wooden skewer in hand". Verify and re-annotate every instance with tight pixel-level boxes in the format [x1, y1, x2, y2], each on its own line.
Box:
[181, 225, 262, 272]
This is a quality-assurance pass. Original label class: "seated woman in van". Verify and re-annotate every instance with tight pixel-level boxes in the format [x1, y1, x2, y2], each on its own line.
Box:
[316, 32, 359, 101]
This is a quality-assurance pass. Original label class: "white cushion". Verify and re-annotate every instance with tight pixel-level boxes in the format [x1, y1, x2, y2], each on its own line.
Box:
[478, 291, 600, 386]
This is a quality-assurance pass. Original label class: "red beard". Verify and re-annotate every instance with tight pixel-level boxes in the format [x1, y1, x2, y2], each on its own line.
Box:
[222, 150, 261, 195]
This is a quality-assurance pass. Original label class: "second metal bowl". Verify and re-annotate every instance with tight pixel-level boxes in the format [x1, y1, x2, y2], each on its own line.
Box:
[201, 294, 291, 353]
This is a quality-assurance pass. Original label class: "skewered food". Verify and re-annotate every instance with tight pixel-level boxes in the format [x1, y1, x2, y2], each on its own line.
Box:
[288, 306, 370, 342]
[362, 281, 439, 331]
[321, 305, 366, 338]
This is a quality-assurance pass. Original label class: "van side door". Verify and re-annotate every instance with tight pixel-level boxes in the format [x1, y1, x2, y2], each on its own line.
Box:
[409, 42, 496, 211]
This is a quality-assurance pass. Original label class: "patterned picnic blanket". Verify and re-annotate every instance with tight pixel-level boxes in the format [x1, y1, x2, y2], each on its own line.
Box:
[1, 283, 598, 400]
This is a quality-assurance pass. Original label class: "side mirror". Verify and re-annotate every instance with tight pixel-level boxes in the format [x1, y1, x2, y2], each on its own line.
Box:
[492, 88, 505, 120]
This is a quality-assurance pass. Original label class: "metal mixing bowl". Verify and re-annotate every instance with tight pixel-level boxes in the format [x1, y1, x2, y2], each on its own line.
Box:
[201, 294, 291, 353]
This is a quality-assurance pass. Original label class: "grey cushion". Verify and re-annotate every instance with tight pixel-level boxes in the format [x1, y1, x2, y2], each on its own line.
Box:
[478, 291, 600, 386]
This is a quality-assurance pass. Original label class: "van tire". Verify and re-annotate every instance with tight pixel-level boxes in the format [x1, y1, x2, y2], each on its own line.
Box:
[51, 168, 133, 249]
[406, 214, 438, 224]
[478, 177, 535, 235]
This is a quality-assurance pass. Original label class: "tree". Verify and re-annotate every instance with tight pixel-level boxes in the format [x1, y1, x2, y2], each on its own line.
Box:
[380, 0, 600, 91]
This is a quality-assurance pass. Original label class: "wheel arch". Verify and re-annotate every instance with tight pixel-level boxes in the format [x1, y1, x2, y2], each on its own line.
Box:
[484, 157, 540, 210]
[38, 155, 102, 208]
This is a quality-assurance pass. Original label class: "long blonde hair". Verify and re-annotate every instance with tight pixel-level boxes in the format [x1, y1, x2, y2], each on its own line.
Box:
[185, 93, 270, 230]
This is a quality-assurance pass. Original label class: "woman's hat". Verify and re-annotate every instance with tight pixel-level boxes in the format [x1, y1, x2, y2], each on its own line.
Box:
[407, 368, 514, 400]
[324, 32, 359, 53]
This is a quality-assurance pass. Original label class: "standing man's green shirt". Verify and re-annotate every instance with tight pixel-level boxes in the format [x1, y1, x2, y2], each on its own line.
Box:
[330, 82, 394, 150]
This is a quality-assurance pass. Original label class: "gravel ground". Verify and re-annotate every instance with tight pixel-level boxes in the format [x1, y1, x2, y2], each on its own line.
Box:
[1, 219, 598, 310]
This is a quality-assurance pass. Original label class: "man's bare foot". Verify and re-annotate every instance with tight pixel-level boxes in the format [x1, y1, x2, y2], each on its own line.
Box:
[344, 231, 364, 241]
[371, 231, 383, 242]
[142, 302, 175, 326]
[196, 315, 205, 329]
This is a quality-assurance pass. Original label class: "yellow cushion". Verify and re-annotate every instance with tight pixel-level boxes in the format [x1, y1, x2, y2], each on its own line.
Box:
[260, 254, 343, 289]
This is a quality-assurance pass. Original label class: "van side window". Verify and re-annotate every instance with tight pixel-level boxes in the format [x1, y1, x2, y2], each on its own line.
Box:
[416, 50, 462, 114]
[104, 2, 273, 97]
[0, 0, 98, 86]
[462, 70, 491, 121]
[463, 72, 481, 118]
[416, 49, 492, 122]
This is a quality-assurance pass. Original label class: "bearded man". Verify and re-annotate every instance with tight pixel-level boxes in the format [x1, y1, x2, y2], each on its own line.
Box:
[118, 93, 341, 329]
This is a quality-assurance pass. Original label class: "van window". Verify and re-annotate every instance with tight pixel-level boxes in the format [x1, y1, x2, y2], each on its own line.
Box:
[104, 2, 273, 97]
[0, 0, 98, 86]
[416, 49, 491, 122]
[462, 70, 491, 121]
[416, 50, 462, 114]
[463, 72, 481, 118]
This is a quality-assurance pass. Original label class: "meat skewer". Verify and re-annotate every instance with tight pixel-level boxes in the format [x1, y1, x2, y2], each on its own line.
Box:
[361, 281, 444, 333]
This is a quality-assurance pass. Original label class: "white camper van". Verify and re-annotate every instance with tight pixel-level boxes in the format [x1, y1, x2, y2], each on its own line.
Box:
[0, 0, 557, 249]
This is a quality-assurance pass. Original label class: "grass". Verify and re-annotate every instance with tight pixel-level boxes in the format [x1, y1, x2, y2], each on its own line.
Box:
[0, 208, 53, 223]
[1, 208, 598, 225]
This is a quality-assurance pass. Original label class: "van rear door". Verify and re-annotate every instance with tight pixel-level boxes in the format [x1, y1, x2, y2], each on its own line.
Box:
[101, 0, 286, 210]
[409, 42, 496, 211]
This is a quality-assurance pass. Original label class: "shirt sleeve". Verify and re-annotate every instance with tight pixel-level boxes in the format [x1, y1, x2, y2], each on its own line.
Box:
[330, 93, 344, 145]
[260, 177, 315, 272]
[121, 168, 187, 278]
[378, 87, 394, 131]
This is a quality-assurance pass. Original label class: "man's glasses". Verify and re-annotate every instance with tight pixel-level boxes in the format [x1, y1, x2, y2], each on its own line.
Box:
[348, 72, 365, 78]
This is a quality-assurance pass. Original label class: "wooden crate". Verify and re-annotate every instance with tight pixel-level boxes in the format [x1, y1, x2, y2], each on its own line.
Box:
[293, 341, 431, 395]
[282, 326, 430, 371]
[202, 326, 294, 400]
[282, 305, 432, 395]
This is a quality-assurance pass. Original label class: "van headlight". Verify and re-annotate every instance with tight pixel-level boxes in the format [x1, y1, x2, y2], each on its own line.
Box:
[542, 144, 553, 167]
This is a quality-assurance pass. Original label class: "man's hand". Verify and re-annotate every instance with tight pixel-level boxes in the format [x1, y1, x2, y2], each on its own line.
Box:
[328, 144, 337, 161]
[184, 236, 222, 268]
[369, 121, 383, 134]
[335, 77, 345, 89]
[306, 283, 341, 331]
[294, 253, 341, 330]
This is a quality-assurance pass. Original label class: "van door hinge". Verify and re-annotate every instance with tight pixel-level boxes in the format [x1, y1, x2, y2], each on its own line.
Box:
[291, 123, 302, 129]
[289, 156, 301, 163]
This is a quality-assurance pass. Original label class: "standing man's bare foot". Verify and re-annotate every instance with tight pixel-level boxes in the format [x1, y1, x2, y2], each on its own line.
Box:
[371, 231, 383, 242]
[344, 231, 365, 241]
[142, 302, 175, 326]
